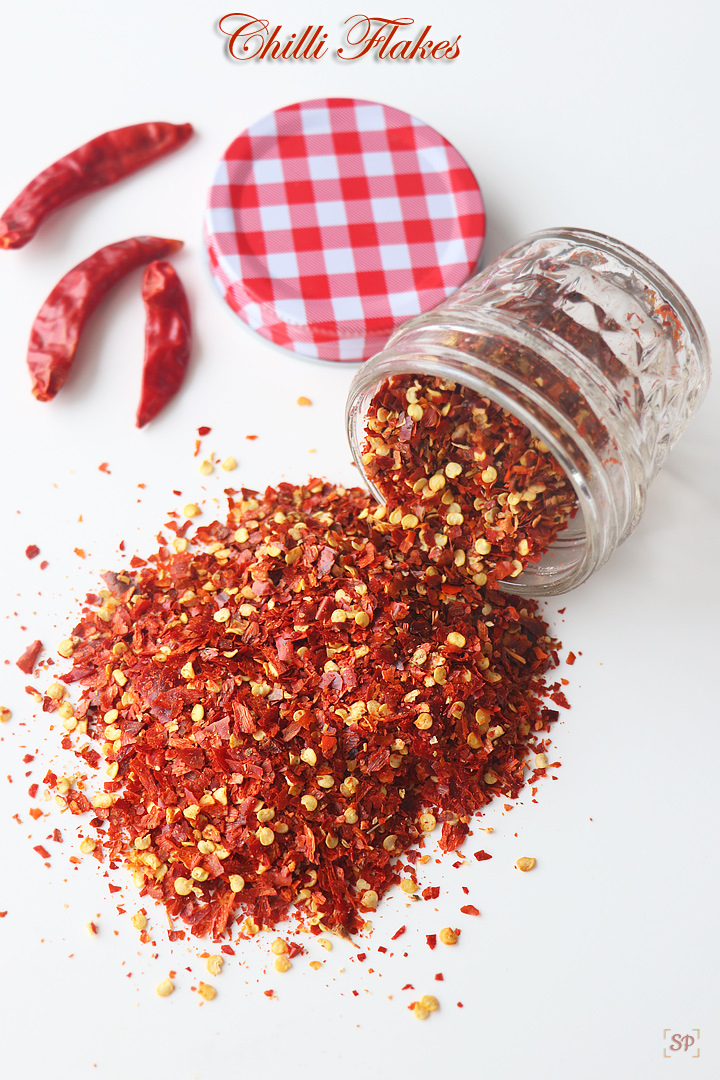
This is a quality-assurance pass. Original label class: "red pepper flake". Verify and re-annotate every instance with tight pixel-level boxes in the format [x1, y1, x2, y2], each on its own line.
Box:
[245, 434, 258, 440]
[567, 651, 576, 665]
[0, 912, 7, 918]
[40, 561, 49, 570]
[460, 904, 480, 916]
[33, 844, 51, 859]
[390, 926, 406, 940]
[377, 946, 387, 953]
[29, 808, 43, 820]
[51, 829, 62, 843]
[263, 989, 274, 998]
[356, 952, 366, 962]
[401, 983, 414, 991]
[108, 884, 121, 894]
[457, 1002, 464, 1008]
[98, 462, 111, 474]
[435, 973, 444, 981]
[221, 945, 235, 955]
[45, 372, 574, 945]
[422, 886, 440, 901]
[23, 754, 34, 764]
[197, 426, 211, 436]
[28, 784, 38, 798]
[88, 921, 98, 935]
[74, 548, 86, 559]
[558, 607, 566, 614]
[25, 544, 40, 559]
[16, 639, 42, 674]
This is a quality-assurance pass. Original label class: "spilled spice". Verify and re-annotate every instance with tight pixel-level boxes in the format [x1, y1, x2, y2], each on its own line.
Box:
[17, 639, 43, 674]
[46, 375, 573, 941]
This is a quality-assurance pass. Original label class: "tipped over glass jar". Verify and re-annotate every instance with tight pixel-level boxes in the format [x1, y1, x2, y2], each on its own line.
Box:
[347, 228, 711, 596]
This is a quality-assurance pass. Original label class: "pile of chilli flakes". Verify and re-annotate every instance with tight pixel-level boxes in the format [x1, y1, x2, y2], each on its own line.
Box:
[45, 375, 576, 940]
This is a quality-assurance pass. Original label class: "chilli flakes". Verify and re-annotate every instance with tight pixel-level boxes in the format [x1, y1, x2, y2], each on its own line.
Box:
[49, 375, 574, 939]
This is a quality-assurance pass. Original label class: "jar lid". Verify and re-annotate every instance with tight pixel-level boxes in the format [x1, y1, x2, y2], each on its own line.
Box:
[205, 97, 485, 362]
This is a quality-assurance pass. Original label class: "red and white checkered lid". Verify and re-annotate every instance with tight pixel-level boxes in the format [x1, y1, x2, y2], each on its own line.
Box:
[205, 98, 485, 362]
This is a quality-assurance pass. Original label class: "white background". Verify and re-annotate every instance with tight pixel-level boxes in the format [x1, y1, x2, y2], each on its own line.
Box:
[0, 2, 718, 1077]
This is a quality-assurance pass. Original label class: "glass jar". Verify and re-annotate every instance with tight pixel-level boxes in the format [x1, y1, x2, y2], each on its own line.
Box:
[346, 227, 711, 596]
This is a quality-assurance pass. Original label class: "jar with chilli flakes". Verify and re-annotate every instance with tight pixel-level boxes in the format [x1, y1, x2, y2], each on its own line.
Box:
[346, 228, 711, 595]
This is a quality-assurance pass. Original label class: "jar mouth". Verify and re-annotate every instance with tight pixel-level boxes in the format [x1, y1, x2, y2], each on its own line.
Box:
[346, 338, 616, 598]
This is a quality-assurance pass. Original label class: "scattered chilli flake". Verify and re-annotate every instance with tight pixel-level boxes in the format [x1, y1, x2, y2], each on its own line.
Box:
[460, 904, 480, 916]
[426, 934, 437, 950]
[25, 544, 40, 559]
[391, 926, 406, 940]
[473, 850, 492, 861]
[46, 374, 572, 945]
[17, 640, 43, 674]
[98, 462, 111, 474]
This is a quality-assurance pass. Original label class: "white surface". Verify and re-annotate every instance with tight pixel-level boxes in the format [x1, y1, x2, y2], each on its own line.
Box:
[0, 2, 718, 1078]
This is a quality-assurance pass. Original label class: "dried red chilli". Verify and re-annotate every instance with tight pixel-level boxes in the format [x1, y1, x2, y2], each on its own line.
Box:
[27, 236, 183, 402]
[52, 407, 571, 941]
[0, 122, 193, 250]
[136, 261, 191, 428]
